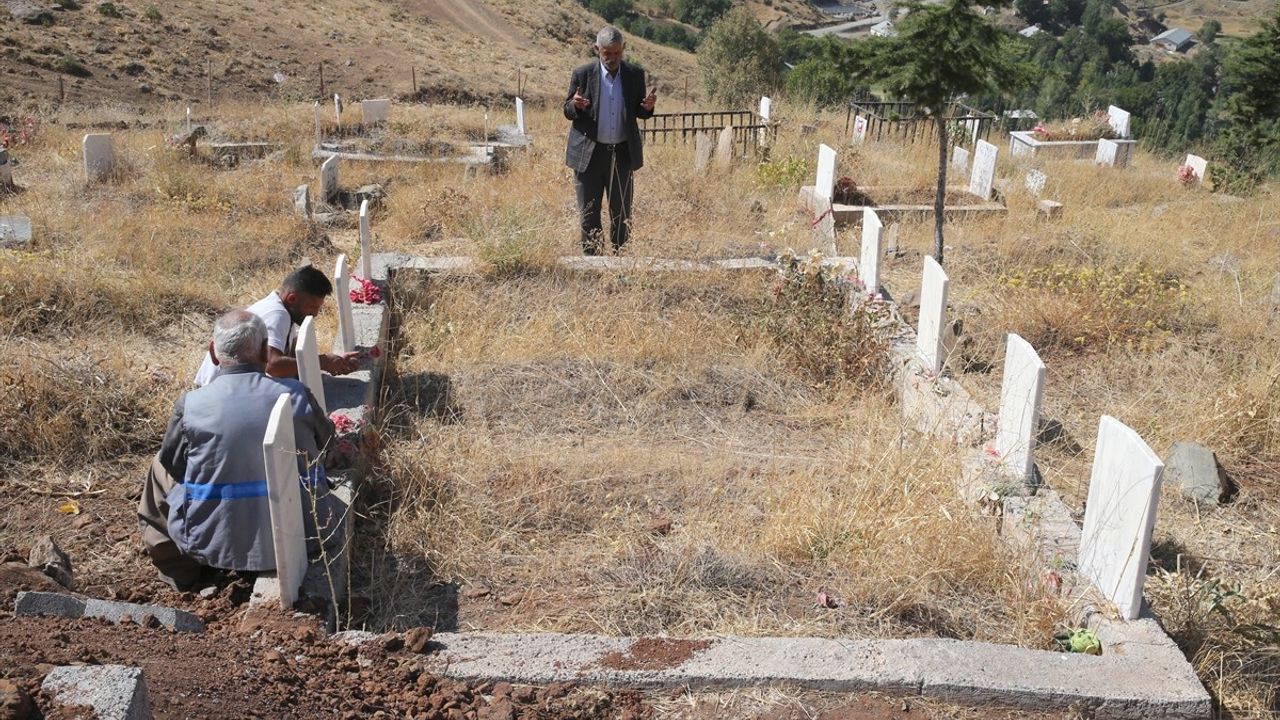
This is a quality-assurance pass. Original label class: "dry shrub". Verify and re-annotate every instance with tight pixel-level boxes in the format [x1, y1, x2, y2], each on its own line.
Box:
[991, 263, 1192, 356]
[0, 344, 176, 468]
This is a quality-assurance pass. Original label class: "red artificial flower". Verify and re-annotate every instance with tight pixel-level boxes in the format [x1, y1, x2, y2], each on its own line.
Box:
[349, 275, 383, 305]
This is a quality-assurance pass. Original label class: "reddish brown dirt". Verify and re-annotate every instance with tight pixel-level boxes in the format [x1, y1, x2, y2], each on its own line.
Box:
[597, 638, 712, 671]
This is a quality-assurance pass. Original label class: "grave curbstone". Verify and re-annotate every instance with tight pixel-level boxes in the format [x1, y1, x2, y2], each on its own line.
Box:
[42, 665, 152, 720]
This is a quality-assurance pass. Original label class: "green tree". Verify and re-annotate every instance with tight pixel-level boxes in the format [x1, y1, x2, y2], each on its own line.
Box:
[676, 0, 731, 28]
[581, 0, 633, 22]
[1197, 19, 1222, 46]
[1212, 8, 1280, 192]
[697, 9, 784, 107]
[864, 0, 1023, 264]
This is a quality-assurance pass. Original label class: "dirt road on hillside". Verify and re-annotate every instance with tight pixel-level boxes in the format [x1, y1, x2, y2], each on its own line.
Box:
[399, 0, 530, 46]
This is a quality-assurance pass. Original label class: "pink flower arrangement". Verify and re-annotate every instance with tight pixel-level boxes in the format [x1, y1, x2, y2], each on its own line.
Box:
[1178, 164, 1198, 187]
[330, 412, 356, 433]
[349, 275, 382, 305]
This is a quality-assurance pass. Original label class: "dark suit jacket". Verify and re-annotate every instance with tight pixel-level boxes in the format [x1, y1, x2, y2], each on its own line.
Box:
[563, 60, 653, 173]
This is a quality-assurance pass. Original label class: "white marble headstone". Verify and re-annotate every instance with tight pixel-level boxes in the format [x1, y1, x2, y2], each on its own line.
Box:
[296, 316, 327, 413]
[319, 155, 340, 203]
[852, 115, 868, 145]
[859, 209, 883, 297]
[995, 334, 1045, 482]
[916, 256, 949, 375]
[82, 134, 115, 182]
[715, 125, 735, 167]
[262, 392, 307, 611]
[515, 97, 526, 136]
[968, 140, 997, 201]
[1095, 139, 1118, 167]
[361, 98, 391, 126]
[758, 96, 772, 146]
[951, 146, 970, 174]
[1107, 105, 1131, 139]
[358, 199, 372, 280]
[333, 254, 356, 354]
[1079, 416, 1164, 620]
[693, 132, 713, 172]
[1025, 168, 1047, 196]
[1184, 154, 1207, 182]
[814, 143, 837, 201]
[333, 94, 342, 126]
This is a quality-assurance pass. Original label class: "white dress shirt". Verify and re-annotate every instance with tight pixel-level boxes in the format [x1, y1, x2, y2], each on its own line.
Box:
[596, 62, 626, 145]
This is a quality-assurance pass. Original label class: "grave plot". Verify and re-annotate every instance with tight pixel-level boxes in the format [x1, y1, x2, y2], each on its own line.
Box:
[1009, 106, 1138, 167]
[364, 267, 1066, 645]
[314, 98, 528, 166]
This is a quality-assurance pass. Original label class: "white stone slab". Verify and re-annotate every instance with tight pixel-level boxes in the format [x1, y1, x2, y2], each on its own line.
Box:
[916, 256, 949, 375]
[968, 140, 997, 201]
[715, 125, 735, 167]
[858, 209, 883, 297]
[693, 132, 713, 172]
[995, 334, 1045, 482]
[814, 143, 837, 201]
[515, 96, 526, 136]
[1025, 169, 1047, 196]
[951, 146, 969, 174]
[0, 215, 33, 248]
[1184, 154, 1207, 183]
[361, 98, 390, 126]
[358, 199, 372, 280]
[758, 96, 772, 122]
[333, 93, 342, 126]
[0, 148, 11, 187]
[1095, 139, 1118, 167]
[814, 196, 836, 256]
[263, 393, 307, 611]
[852, 115, 868, 144]
[319, 154, 340, 203]
[1079, 416, 1164, 620]
[296, 316, 326, 413]
[82, 134, 115, 182]
[1107, 105, 1131, 139]
[333, 254, 356, 353]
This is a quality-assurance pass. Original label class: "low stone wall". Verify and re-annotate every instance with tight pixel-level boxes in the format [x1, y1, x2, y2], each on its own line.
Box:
[1008, 131, 1136, 167]
[799, 186, 1007, 228]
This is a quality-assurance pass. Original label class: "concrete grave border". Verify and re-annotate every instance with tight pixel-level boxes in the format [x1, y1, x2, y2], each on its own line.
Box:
[293, 251, 1209, 718]
[799, 185, 1007, 229]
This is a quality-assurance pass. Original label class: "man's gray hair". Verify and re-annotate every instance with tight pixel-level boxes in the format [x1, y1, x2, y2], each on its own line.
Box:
[212, 309, 267, 365]
[596, 26, 624, 47]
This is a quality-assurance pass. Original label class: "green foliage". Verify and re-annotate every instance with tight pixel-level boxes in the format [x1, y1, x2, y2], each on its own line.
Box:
[54, 54, 91, 77]
[143, 4, 162, 21]
[1211, 8, 1280, 192]
[755, 155, 809, 187]
[783, 37, 873, 107]
[676, 0, 730, 28]
[617, 13, 698, 52]
[96, 2, 122, 18]
[697, 8, 783, 107]
[1197, 19, 1222, 46]
[579, 0, 633, 22]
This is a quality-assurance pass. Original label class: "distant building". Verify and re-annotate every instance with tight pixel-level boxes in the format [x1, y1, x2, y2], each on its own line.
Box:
[1151, 28, 1194, 52]
[870, 20, 896, 37]
[1018, 24, 1042, 37]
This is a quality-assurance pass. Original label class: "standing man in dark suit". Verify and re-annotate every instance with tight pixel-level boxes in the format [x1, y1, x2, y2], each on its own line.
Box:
[564, 27, 657, 255]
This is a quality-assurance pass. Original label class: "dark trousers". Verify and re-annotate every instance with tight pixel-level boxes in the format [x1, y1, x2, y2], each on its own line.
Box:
[574, 142, 634, 255]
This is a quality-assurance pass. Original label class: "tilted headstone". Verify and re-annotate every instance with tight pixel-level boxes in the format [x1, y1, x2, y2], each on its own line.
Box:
[333, 254, 356, 354]
[916, 256, 949, 375]
[968, 140, 997, 201]
[1095, 139, 1118, 167]
[293, 184, 311, 219]
[951, 146, 970, 174]
[358, 199, 372, 280]
[859, 208, 883, 297]
[814, 143, 837, 201]
[296, 316, 326, 413]
[852, 115, 868, 145]
[995, 334, 1046, 483]
[361, 99, 391, 126]
[0, 216, 33, 249]
[1078, 416, 1164, 620]
[0, 148, 12, 187]
[1025, 168, 1047, 197]
[1106, 105, 1131, 139]
[319, 155, 340, 204]
[262, 393, 307, 610]
[82, 134, 115, 182]
[515, 97, 526, 136]
[715, 125, 735, 167]
[693, 132, 713, 172]
[1184, 154, 1208, 183]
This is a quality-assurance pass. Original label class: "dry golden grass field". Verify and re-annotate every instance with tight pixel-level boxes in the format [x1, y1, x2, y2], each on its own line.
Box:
[0, 93, 1278, 718]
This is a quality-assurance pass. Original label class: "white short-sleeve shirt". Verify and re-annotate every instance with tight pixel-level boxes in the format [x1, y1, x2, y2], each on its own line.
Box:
[193, 291, 296, 387]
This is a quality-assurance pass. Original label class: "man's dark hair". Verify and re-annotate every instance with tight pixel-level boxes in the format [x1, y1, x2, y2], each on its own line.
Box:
[281, 265, 333, 298]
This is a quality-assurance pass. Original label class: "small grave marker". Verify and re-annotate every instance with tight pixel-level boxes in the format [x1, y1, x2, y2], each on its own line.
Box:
[358, 199, 372, 280]
[333, 94, 342, 126]
[758, 96, 772, 147]
[815, 144, 837, 201]
[1025, 169, 1047, 196]
[951, 146, 969, 174]
[693, 132, 713, 172]
[0, 148, 12, 187]
[968, 140, 997, 201]
[995, 334, 1046, 483]
[319, 155, 340, 204]
[715, 125, 735, 167]
[515, 97, 526, 136]
[1095, 139, 1118, 167]
[82, 134, 115, 182]
[1184, 154, 1208, 183]
[333, 254, 356, 354]
[1079, 416, 1165, 620]
[1107, 105, 1131, 139]
[852, 115, 868, 145]
[0, 215, 33, 249]
[859, 208, 883, 297]
[916, 256, 949, 375]
[296, 316, 326, 413]
[262, 393, 307, 610]
[361, 98, 391, 126]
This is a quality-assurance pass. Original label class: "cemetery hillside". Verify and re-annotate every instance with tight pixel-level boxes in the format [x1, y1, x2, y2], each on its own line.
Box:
[1, 0, 1279, 718]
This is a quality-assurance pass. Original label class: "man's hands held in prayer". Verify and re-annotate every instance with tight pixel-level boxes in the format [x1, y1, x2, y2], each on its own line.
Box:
[573, 87, 590, 111]
[641, 88, 657, 112]
[320, 351, 361, 376]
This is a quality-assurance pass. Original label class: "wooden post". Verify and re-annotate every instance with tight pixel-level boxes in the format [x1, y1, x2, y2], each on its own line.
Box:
[318, 61, 325, 100]
[58, 76, 64, 103]
[411, 67, 417, 96]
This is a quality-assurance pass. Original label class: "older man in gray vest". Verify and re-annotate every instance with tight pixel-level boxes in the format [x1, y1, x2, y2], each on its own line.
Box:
[138, 310, 336, 590]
